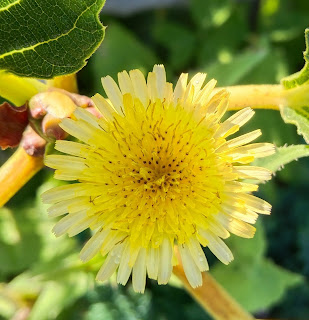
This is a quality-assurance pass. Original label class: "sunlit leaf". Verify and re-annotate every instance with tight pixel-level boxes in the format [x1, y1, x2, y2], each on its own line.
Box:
[0, 0, 106, 78]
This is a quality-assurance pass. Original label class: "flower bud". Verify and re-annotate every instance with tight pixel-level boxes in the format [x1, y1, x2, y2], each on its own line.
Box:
[29, 91, 76, 119]
[41, 114, 68, 140]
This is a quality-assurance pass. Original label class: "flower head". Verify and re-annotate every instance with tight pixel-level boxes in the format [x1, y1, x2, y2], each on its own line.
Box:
[42, 65, 274, 293]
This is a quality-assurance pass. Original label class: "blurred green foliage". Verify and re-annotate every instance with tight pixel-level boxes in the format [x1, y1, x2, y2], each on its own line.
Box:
[1, 0, 309, 319]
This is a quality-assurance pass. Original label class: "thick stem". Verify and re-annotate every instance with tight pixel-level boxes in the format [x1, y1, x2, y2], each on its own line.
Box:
[173, 264, 254, 320]
[46, 74, 78, 93]
[216, 84, 284, 111]
[0, 147, 44, 207]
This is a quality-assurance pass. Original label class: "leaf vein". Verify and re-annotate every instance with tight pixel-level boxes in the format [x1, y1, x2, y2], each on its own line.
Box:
[0, 1, 97, 62]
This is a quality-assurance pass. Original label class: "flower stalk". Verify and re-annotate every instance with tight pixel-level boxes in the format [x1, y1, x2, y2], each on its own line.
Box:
[0, 147, 44, 207]
[219, 84, 284, 111]
[173, 263, 254, 320]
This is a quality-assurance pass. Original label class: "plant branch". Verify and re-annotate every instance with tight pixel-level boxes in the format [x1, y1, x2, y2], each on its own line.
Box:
[216, 84, 284, 111]
[0, 147, 44, 207]
[173, 264, 254, 320]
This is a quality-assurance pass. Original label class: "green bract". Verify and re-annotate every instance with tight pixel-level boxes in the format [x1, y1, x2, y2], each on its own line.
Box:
[0, 0, 106, 78]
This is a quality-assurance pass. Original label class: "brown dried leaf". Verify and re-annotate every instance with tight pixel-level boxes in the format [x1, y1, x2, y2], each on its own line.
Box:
[0, 102, 28, 149]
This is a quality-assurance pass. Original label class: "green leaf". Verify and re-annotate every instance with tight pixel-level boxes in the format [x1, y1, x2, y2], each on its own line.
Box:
[28, 270, 93, 320]
[280, 104, 309, 143]
[254, 145, 309, 172]
[279, 29, 309, 143]
[281, 28, 309, 89]
[212, 223, 302, 312]
[0, 206, 43, 275]
[0, 0, 106, 78]
[0, 174, 75, 276]
[213, 259, 302, 312]
[205, 49, 268, 86]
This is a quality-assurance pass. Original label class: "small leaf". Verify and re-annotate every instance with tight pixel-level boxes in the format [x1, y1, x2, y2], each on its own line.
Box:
[281, 28, 309, 89]
[280, 29, 309, 142]
[0, 102, 28, 149]
[0, 0, 106, 78]
[280, 105, 309, 143]
[254, 145, 309, 172]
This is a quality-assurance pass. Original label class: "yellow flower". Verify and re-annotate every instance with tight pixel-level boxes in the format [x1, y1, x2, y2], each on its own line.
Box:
[42, 65, 274, 293]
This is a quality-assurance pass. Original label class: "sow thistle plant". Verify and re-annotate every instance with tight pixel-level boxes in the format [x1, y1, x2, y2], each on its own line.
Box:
[1, 0, 309, 319]
[42, 65, 274, 293]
